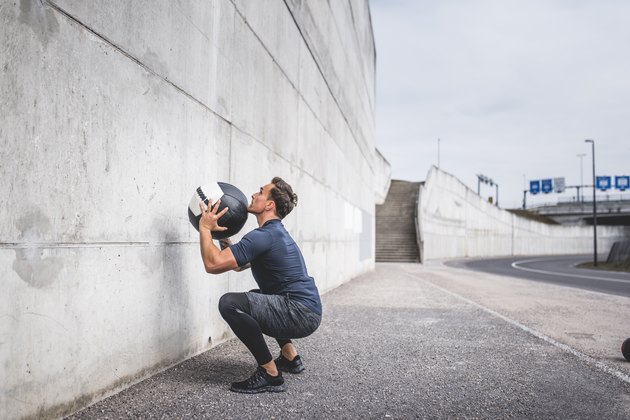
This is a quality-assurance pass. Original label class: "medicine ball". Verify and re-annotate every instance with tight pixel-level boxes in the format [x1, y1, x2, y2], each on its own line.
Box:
[622, 338, 630, 362]
[188, 182, 249, 239]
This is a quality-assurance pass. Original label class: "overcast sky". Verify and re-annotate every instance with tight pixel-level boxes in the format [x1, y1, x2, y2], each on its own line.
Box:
[370, 0, 630, 208]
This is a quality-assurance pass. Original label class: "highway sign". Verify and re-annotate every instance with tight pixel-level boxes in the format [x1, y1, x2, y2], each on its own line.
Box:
[596, 176, 611, 191]
[541, 179, 552, 193]
[553, 177, 566, 193]
[615, 175, 629, 191]
[529, 180, 540, 194]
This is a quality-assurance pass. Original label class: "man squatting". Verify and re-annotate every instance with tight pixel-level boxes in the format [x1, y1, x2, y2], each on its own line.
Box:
[198, 177, 322, 393]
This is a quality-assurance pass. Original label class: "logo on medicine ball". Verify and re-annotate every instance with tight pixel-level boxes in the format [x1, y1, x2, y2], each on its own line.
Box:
[188, 182, 249, 239]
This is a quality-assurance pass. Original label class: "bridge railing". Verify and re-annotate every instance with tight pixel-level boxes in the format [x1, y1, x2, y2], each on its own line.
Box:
[526, 193, 630, 209]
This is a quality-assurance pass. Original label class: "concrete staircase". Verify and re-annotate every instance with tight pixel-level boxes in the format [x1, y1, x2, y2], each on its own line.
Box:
[376, 180, 421, 262]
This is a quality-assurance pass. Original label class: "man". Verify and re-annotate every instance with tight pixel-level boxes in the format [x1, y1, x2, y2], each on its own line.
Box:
[198, 177, 322, 394]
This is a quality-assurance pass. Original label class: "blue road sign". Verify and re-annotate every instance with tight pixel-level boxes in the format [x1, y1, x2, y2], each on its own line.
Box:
[596, 176, 611, 191]
[615, 175, 629, 191]
[529, 180, 540, 194]
[541, 179, 552, 193]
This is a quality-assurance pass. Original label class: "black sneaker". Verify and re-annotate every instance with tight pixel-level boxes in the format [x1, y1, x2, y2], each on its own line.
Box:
[274, 354, 305, 374]
[229, 367, 287, 394]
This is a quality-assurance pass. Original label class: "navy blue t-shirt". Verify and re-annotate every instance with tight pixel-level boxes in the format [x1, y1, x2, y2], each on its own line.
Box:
[230, 219, 322, 315]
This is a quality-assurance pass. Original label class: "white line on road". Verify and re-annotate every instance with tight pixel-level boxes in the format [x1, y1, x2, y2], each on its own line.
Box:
[511, 258, 630, 284]
[415, 274, 630, 386]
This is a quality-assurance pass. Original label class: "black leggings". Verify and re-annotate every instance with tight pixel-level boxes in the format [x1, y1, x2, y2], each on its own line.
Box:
[218, 293, 292, 365]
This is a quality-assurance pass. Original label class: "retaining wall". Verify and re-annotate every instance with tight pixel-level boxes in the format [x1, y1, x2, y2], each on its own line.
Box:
[0, 1, 376, 418]
[419, 167, 630, 260]
[373, 147, 391, 205]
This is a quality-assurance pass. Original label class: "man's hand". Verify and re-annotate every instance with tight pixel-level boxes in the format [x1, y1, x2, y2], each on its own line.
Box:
[199, 199, 229, 233]
[198, 202, 239, 274]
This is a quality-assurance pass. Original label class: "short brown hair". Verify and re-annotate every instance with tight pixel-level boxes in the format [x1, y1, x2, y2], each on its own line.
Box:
[269, 177, 298, 219]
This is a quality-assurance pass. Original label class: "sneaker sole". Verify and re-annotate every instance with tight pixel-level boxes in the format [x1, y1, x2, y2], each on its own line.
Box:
[229, 383, 288, 394]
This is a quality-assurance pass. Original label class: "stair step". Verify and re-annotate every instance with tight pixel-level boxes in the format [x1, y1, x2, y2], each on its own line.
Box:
[375, 180, 422, 261]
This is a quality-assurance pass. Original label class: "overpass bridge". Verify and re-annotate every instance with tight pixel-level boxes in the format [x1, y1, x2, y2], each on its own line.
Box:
[527, 199, 630, 226]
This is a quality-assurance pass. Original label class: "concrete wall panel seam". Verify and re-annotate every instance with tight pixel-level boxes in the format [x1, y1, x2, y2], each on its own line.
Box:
[228, 122, 351, 206]
[230, 0, 369, 180]
[281, 0, 375, 171]
[338, 1, 376, 114]
[44, 0, 231, 126]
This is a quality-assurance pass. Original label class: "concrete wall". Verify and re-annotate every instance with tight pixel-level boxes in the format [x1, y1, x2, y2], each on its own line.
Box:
[373, 147, 391, 205]
[419, 167, 630, 260]
[0, 1, 376, 418]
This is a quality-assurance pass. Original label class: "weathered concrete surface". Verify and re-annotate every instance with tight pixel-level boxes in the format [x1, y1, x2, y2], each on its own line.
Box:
[374, 147, 391, 205]
[68, 263, 630, 419]
[419, 167, 630, 260]
[0, 1, 376, 418]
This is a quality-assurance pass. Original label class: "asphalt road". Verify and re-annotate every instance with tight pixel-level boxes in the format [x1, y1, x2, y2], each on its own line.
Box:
[67, 263, 630, 419]
[446, 254, 630, 298]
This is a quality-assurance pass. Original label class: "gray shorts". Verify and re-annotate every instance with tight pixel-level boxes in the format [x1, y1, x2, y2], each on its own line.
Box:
[245, 292, 321, 340]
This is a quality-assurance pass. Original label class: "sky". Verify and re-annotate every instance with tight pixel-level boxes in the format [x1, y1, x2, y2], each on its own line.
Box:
[369, 0, 630, 208]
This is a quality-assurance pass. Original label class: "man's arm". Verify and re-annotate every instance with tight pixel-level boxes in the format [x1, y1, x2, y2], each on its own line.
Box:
[199, 200, 239, 274]
[219, 238, 251, 272]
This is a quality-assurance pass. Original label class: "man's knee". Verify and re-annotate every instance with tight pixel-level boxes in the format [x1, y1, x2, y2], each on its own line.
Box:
[218, 292, 249, 319]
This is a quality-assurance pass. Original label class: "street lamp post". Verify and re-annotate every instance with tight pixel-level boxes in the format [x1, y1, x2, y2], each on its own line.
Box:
[577, 153, 586, 202]
[522, 174, 527, 209]
[584, 139, 597, 266]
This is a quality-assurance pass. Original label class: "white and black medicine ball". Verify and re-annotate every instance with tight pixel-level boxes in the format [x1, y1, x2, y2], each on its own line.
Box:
[188, 182, 249, 239]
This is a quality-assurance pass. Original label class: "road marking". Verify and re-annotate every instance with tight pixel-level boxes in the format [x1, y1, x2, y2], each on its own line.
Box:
[511, 258, 630, 284]
[418, 275, 630, 386]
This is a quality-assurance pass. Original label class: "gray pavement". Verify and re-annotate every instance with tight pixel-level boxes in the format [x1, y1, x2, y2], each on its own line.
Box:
[69, 263, 630, 419]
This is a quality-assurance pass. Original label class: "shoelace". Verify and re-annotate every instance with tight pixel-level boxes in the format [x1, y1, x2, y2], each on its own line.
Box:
[245, 368, 267, 386]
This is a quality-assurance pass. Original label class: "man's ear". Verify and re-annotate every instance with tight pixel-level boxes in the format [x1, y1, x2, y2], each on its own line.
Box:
[266, 199, 276, 212]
